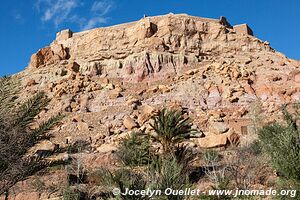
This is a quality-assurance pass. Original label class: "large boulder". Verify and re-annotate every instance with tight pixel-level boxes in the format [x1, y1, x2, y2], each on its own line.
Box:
[29, 44, 68, 68]
[109, 89, 122, 99]
[29, 47, 54, 68]
[137, 105, 156, 124]
[198, 131, 239, 148]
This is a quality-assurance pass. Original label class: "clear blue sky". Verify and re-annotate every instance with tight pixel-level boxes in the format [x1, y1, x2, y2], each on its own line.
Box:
[0, 0, 299, 76]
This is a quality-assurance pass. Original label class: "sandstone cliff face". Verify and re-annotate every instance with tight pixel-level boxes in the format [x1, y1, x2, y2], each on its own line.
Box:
[28, 14, 272, 82]
[21, 14, 299, 143]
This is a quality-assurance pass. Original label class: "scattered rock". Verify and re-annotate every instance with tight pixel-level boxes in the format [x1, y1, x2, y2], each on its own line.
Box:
[158, 85, 171, 93]
[209, 122, 229, 134]
[185, 68, 200, 75]
[96, 144, 117, 153]
[141, 104, 156, 116]
[72, 115, 81, 122]
[101, 78, 110, 86]
[25, 79, 37, 87]
[106, 83, 115, 90]
[123, 116, 138, 130]
[126, 96, 140, 106]
[77, 121, 89, 131]
[68, 61, 80, 73]
[29, 140, 59, 160]
[109, 89, 122, 99]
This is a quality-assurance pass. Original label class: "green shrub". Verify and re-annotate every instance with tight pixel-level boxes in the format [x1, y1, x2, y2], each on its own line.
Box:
[246, 140, 262, 156]
[203, 150, 220, 165]
[117, 132, 152, 167]
[149, 155, 190, 200]
[95, 132, 197, 199]
[96, 167, 149, 200]
[276, 178, 300, 200]
[258, 104, 300, 182]
[174, 144, 197, 176]
[93, 108, 200, 200]
[61, 185, 81, 200]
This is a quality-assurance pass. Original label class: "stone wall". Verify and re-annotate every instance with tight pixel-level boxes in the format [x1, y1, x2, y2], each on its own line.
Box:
[28, 14, 272, 84]
[233, 24, 253, 36]
[56, 29, 73, 41]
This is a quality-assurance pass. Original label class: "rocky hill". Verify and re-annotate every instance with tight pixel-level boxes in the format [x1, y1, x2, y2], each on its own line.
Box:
[5, 13, 300, 199]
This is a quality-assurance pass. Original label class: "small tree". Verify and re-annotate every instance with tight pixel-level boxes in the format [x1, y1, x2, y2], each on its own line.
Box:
[150, 108, 194, 153]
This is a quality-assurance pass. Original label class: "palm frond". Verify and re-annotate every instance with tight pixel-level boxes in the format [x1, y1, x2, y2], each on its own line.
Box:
[0, 77, 65, 194]
[12, 92, 50, 129]
[0, 76, 20, 115]
[27, 114, 65, 147]
[150, 108, 195, 153]
[31, 114, 64, 138]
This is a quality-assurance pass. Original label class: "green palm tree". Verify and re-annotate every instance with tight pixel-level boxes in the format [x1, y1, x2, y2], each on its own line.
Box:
[150, 108, 195, 153]
[0, 76, 64, 195]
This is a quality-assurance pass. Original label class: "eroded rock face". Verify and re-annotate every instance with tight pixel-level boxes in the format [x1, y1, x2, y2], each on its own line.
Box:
[20, 13, 299, 166]
[23, 14, 299, 130]
[29, 43, 68, 68]
[28, 14, 272, 82]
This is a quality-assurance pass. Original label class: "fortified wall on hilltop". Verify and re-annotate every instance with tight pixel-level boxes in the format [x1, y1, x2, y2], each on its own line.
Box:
[28, 13, 266, 83]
